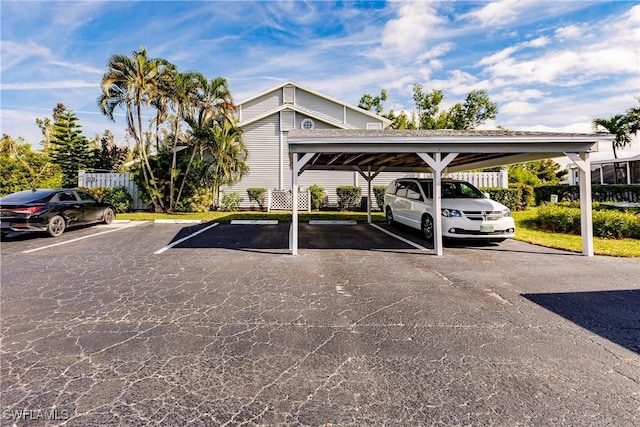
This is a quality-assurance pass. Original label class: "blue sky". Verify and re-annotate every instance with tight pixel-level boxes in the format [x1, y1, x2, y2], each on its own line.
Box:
[1, 1, 639, 158]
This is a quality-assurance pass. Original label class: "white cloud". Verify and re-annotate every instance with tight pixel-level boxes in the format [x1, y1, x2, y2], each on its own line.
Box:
[526, 36, 551, 48]
[1, 80, 97, 91]
[380, 2, 445, 56]
[500, 101, 537, 115]
[463, 0, 525, 27]
[416, 42, 454, 63]
[555, 25, 584, 40]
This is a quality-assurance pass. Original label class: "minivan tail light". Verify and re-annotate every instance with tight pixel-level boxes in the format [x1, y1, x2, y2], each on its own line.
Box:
[12, 206, 43, 215]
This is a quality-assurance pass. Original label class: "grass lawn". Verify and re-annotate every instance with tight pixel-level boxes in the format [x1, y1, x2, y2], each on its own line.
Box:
[511, 208, 640, 258]
[118, 208, 639, 257]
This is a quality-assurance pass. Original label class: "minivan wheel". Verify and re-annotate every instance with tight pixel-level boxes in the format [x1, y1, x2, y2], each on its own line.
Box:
[47, 215, 66, 237]
[421, 214, 434, 242]
[386, 207, 394, 226]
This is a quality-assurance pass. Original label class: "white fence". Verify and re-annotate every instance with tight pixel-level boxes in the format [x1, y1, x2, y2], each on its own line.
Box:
[77, 171, 148, 210]
[411, 170, 508, 188]
[78, 170, 506, 212]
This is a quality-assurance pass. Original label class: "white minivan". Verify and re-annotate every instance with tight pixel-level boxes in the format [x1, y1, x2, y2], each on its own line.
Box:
[383, 178, 516, 242]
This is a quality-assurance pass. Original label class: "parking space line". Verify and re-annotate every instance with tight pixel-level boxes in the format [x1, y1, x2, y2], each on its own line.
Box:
[309, 220, 357, 225]
[153, 222, 219, 254]
[230, 220, 278, 225]
[369, 223, 429, 251]
[22, 222, 144, 254]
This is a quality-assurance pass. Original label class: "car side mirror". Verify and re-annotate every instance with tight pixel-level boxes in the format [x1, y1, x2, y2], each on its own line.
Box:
[483, 192, 490, 199]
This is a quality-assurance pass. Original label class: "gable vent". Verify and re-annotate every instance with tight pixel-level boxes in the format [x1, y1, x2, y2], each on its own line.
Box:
[283, 85, 295, 104]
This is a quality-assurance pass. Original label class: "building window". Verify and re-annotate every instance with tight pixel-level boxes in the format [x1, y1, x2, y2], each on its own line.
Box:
[301, 118, 314, 129]
[366, 122, 382, 130]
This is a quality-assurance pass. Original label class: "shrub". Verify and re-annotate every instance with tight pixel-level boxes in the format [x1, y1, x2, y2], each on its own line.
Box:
[78, 186, 106, 201]
[247, 187, 267, 211]
[177, 187, 213, 212]
[308, 184, 325, 210]
[102, 186, 133, 213]
[481, 187, 522, 211]
[535, 185, 640, 205]
[535, 204, 640, 239]
[373, 185, 387, 211]
[77, 186, 132, 213]
[509, 183, 534, 209]
[220, 192, 243, 212]
[336, 185, 362, 210]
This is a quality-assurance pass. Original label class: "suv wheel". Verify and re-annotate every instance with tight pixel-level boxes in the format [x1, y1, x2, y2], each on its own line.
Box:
[421, 214, 434, 242]
[386, 207, 394, 226]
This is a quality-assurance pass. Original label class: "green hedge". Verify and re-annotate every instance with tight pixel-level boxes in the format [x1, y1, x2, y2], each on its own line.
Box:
[309, 184, 325, 210]
[373, 185, 387, 211]
[535, 204, 640, 239]
[247, 187, 267, 211]
[481, 187, 521, 211]
[336, 186, 362, 210]
[535, 185, 640, 205]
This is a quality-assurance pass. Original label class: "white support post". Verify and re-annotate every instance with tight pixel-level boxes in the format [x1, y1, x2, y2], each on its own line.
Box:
[367, 166, 372, 224]
[417, 152, 458, 256]
[353, 166, 385, 224]
[566, 152, 594, 257]
[290, 153, 314, 255]
[291, 153, 299, 255]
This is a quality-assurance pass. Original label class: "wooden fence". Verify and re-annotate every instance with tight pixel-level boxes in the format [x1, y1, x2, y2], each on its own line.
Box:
[77, 171, 148, 210]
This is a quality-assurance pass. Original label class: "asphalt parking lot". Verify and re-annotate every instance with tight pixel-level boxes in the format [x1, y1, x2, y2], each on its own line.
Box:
[1, 220, 639, 426]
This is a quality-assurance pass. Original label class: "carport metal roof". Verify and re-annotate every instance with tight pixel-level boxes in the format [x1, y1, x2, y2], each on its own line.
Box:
[287, 129, 614, 256]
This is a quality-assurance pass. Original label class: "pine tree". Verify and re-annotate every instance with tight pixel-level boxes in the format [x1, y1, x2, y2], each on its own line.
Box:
[49, 104, 92, 187]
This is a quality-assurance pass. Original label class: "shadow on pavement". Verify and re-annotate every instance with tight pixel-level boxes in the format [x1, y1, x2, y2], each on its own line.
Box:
[166, 222, 423, 252]
[522, 289, 640, 355]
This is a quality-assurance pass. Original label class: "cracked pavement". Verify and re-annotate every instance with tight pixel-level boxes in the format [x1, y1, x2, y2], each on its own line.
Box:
[1, 221, 639, 426]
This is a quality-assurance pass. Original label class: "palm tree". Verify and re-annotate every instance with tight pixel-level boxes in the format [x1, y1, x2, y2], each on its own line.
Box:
[98, 46, 172, 211]
[166, 70, 207, 211]
[209, 122, 249, 207]
[592, 115, 632, 159]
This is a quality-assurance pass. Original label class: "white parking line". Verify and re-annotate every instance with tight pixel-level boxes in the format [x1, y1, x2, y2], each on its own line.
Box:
[369, 223, 429, 251]
[153, 222, 219, 254]
[309, 220, 357, 225]
[22, 222, 144, 254]
[230, 220, 278, 225]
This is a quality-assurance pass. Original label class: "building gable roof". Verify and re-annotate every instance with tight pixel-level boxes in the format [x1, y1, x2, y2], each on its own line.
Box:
[236, 80, 392, 127]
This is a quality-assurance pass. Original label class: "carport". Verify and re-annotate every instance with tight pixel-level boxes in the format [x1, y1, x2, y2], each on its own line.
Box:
[287, 129, 613, 256]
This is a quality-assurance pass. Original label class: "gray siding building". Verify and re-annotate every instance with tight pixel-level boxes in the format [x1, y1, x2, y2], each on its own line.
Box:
[221, 81, 407, 207]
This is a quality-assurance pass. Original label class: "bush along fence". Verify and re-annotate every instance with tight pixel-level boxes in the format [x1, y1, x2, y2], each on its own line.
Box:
[78, 171, 147, 210]
[535, 185, 640, 205]
[77, 186, 133, 213]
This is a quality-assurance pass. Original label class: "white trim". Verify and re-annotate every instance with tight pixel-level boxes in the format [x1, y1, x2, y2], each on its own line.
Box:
[237, 81, 392, 126]
[239, 104, 358, 129]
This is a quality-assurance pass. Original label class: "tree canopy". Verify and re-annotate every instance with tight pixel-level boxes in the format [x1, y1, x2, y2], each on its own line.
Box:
[358, 85, 498, 130]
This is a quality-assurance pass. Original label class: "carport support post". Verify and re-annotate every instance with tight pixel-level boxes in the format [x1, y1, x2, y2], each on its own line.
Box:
[290, 153, 314, 255]
[354, 166, 384, 224]
[417, 152, 458, 256]
[566, 152, 594, 256]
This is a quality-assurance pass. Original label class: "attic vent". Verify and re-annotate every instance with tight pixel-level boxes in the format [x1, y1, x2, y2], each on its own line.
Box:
[301, 118, 314, 130]
[366, 122, 382, 130]
[283, 85, 295, 104]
